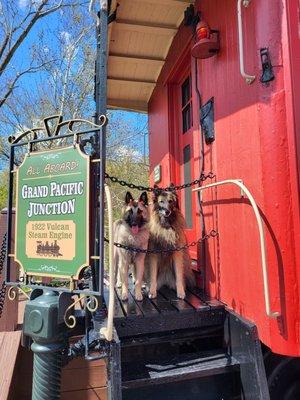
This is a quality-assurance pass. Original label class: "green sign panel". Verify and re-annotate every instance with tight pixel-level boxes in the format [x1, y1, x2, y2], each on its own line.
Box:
[15, 146, 90, 279]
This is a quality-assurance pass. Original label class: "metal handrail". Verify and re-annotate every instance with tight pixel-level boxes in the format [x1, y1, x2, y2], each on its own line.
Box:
[193, 179, 280, 318]
[100, 184, 115, 341]
[237, 0, 256, 84]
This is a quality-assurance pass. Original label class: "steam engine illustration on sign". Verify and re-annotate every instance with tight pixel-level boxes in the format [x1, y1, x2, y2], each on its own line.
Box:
[36, 240, 62, 258]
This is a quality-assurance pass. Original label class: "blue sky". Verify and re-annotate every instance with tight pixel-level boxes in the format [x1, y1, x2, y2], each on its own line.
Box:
[0, 1, 149, 167]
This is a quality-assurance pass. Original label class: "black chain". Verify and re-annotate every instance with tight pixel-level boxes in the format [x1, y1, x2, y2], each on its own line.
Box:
[104, 229, 218, 254]
[105, 172, 215, 192]
[0, 233, 7, 319]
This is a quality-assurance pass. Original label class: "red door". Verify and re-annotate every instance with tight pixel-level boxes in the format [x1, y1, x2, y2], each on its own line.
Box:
[170, 68, 198, 260]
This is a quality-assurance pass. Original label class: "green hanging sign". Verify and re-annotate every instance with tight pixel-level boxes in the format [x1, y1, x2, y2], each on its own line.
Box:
[14, 145, 90, 279]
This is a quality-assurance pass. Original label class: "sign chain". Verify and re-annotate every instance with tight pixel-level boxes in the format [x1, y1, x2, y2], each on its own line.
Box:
[104, 229, 218, 254]
[105, 172, 215, 192]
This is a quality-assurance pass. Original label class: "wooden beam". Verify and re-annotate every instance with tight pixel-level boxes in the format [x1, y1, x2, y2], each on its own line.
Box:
[115, 19, 177, 36]
[108, 98, 148, 113]
[108, 76, 156, 86]
[109, 53, 165, 68]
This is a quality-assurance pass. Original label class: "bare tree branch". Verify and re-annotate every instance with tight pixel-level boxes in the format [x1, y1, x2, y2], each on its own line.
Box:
[0, 33, 10, 62]
[0, 0, 50, 78]
[0, 60, 56, 108]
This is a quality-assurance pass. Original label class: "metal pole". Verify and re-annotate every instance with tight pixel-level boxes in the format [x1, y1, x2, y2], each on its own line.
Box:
[5, 145, 14, 283]
[95, 3, 108, 296]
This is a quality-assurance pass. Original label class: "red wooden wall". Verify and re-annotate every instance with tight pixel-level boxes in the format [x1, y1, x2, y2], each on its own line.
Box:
[148, 0, 300, 356]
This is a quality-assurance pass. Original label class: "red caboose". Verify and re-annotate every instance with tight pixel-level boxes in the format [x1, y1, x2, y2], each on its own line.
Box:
[106, 0, 300, 397]
[2, 1, 299, 399]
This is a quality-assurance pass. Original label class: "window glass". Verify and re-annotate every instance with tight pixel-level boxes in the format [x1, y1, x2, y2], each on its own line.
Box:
[182, 78, 190, 107]
[181, 76, 192, 133]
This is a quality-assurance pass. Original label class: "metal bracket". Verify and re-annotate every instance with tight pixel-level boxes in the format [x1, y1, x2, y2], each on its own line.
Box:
[64, 294, 99, 328]
[260, 48, 275, 84]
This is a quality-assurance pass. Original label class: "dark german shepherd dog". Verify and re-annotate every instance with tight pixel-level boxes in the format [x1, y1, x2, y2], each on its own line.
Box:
[114, 191, 149, 301]
[146, 187, 195, 299]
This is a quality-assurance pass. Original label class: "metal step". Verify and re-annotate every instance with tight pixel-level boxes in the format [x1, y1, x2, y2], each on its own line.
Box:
[122, 375, 243, 400]
[122, 350, 240, 389]
[104, 286, 226, 339]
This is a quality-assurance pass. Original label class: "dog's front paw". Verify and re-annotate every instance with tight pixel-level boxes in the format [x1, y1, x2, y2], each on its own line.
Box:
[135, 291, 143, 301]
[177, 288, 186, 299]
[148, 290, 157, 299]
[116, 281, 122, 288]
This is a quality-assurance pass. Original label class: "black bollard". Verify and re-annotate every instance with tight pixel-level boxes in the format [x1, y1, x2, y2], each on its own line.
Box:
[23, 290, 67, 400]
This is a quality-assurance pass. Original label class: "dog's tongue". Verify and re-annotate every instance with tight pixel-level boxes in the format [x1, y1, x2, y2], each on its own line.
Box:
[131, 225, 139, 235]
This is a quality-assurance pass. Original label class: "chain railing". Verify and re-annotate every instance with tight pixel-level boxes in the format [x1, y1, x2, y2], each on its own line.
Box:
[0, 233, 7, 319]
[105, 172, 215, 192]
[104, 229, 218, 254]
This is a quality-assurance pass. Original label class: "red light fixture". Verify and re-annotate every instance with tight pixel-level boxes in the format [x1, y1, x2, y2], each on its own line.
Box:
[191, 20, 220, 59]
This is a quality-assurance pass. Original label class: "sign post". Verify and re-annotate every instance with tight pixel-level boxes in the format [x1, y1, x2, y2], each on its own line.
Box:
[3, 115, 106, 400]
[15, 145, 90, 283]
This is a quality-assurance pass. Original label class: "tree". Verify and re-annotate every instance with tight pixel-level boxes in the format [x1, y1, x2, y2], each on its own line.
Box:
[0, 0, 85, 110]
[0, 0, 150, 224]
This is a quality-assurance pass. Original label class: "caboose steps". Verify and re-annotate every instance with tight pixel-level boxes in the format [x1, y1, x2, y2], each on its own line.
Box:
[106, 286, 226, 339]
[102, 285, 270, 399]
[121, 349, 240, 389]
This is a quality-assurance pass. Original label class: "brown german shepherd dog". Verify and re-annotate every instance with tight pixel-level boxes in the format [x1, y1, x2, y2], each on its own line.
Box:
[146, 188, 195, 299]
[114, 191, 149, 301]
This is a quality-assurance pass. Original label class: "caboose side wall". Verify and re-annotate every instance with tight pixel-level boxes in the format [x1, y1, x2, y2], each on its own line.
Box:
[148, 0, 300, 357]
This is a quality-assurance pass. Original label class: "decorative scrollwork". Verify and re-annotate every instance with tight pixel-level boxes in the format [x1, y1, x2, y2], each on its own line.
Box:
[64, 294, 99, 329]
[86, 296, 99, 313]
[8, 115, 107, 145]
[7, 285, 31, 301]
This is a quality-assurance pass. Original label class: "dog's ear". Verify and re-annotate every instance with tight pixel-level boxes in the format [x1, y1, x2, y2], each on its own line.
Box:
[139, 191, 148, 206]
[169, 183, 176, 193]
[174, 193, 180, 209]
[169, 184, 179, 209]
[125, 191, 134, 204]
[152, 185, 160, 202]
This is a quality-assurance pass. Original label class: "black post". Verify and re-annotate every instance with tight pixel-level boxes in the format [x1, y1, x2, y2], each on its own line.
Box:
[94, 3, 108, 296]
[5, 144, 14, 283]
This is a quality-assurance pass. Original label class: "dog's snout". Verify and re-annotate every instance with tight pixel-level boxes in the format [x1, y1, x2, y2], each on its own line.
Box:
[165, 210, 171, 217]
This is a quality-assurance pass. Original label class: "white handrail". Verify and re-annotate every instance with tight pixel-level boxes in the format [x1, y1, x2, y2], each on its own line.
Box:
[193, 179, 280, 318]
[237, 0, 256, 84]
[100, 184, 115, 341]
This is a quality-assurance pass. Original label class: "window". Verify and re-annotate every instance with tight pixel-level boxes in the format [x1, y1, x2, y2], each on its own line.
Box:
[181, 76, 192, 133]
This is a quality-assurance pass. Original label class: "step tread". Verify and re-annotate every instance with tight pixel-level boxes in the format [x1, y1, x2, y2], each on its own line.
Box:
[122, 351, 240, 388]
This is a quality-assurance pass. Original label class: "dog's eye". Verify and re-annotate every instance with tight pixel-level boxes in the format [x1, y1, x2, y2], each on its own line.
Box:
[168, 200, 172, 204]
